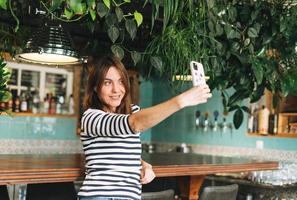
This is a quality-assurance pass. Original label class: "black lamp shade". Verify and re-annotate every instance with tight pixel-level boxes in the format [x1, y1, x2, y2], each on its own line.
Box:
[16, 24, 80, 65]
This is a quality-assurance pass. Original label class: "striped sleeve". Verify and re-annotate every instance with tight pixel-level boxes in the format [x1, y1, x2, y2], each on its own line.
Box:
[81, 109, 136, 137]
[131, 104, 140, 113]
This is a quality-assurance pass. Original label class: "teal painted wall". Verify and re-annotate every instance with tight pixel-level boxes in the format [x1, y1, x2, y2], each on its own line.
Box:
[0, 115, 78, 140]
[139, 77, 153, 142]
[149, 79, 297, 151]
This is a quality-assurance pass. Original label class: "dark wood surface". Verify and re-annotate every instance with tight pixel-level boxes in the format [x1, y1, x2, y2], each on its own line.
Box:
[0, 153, 278, 185]
[142, 153, 278, 177]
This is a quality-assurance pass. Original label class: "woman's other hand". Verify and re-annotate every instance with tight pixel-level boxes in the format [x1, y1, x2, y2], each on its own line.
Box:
[177, 84, 212, 108]
[140, 161, 155, 184]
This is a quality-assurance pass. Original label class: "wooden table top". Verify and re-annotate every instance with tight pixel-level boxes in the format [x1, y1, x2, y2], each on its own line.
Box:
[0, 153, 278, 185]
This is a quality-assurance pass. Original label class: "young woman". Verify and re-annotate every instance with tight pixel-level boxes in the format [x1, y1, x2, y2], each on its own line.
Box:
[78, 55, 212, 200]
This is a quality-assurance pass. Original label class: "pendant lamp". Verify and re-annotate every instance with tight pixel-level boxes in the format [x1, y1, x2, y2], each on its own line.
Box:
[15, 23, 80, 65]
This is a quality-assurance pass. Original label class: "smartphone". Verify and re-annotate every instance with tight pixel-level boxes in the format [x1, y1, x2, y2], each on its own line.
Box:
[190, 61, 206, 86]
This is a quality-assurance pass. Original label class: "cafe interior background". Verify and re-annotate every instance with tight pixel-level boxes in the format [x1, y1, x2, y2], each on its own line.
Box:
[1, 0, 297, 199]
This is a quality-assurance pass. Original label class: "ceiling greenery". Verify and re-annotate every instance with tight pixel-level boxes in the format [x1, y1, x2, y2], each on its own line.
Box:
[145, 0, 297, 128]
[1, 0, 297, 128]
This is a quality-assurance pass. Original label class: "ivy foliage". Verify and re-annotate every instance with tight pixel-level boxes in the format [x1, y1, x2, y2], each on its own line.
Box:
[0, 0, 144, 64]
[0, 56, 11, 113]
[145, 0, 297, 129]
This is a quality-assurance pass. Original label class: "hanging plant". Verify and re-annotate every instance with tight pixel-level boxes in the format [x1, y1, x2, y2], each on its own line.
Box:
[0, 56, 11, 114]
[0, 0, 144, 65]
[145, 0, 297, 128]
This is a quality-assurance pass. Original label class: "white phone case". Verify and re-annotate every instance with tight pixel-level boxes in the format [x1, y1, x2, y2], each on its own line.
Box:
[190, 61, 206, 86]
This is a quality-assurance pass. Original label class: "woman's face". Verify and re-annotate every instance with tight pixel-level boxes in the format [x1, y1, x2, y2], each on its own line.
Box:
[99, 66, 126, 112]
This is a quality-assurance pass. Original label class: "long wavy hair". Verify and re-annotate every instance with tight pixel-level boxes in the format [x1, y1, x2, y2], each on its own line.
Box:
[83, 55, 132, 114]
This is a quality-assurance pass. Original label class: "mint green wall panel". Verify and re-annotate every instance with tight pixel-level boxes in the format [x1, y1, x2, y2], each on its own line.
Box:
[150, 80, 297, 151]
[0, 115, 77, 140]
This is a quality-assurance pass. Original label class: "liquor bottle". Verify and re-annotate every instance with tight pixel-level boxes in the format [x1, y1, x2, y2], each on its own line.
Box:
[20, 92, 28, 112]
[14, 96, 20, 112]
[248, 104, 255, 133]
[258, 105, 270, 135]
[32, 92, 40, 114]
[252, 105, 259, 133]
[26, 87, 33, 113]
[268, 109, 278, 135]
[49, 96, 56, 114]
[68, 94, 75, 114]
[56, 95, 64, 114]
[43, 94, 50, 114]
[7, 98, 13, 111]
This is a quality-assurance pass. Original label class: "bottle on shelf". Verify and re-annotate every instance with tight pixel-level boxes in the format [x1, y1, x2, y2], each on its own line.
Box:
[248, 104, 255, 133]
[258, 105, 270, 135]
[20, 92, 28, 112]
[7, 97, 13, 111]
[14, 96, 20, 112]
[32, 91, 40, 114]
[68, 94, 75, 114]
[49, 95, 56, 114]
[252, 105, 259, 133]
[25, 86, 33, 113]
[43, 93, 50, 114]
[268, 109, 278, 135]
[56, 95, 64, 114]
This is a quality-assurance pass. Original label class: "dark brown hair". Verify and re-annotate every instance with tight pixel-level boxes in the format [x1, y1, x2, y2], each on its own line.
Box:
[83, 55, 132, 114]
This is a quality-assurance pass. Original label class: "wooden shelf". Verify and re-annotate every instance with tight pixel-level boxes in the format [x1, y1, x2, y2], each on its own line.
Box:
[1, 112, 77, 118]
[248, 132, 297, 138]
[279, 113, 297, 116]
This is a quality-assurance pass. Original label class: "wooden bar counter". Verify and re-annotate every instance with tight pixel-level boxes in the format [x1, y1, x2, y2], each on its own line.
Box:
[0, 153, 278, 200]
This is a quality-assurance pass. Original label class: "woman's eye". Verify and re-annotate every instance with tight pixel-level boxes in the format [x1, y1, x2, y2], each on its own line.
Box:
[104, 81, 111, 86]
[119, 80, 124, 85]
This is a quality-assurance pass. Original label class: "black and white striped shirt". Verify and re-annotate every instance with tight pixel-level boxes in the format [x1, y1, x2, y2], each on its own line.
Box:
[78, 105, 142, 200]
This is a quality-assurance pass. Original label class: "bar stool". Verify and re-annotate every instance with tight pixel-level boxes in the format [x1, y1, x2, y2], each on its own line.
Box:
[26, 182, 77, 200]
[200, 184, 238, 200]
[141, 189, 175, 200]
[0, 185, 9, 200]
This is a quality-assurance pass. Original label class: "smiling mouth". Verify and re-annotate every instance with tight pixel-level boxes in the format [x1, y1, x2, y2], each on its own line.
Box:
[110, 95, 121, 100]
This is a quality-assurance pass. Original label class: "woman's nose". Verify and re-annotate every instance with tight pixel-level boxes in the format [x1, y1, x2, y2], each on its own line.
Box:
[112, 83, 120, 92]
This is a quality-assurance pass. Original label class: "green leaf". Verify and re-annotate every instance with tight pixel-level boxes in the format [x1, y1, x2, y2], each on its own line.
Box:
[0, 91, 11, 102]
[89, 8, 96, 21]
[105, 13, 117, 26]
[64, 8, 74, 20]
[125, 19, 137, 40]
[252, 62, 264, 85]
[50, 0, 62, 11]
[251, 84, 265, 103]
[230, 42, 240, 52]
[97, 2, 109, 17]
[150, 56, 163, 72]
[69, 0, 83, 14]
[241, 106, 250, 114]
[87, 0, 96, 9]
[207, 0, 215, 9]
[134, 11, 143, 27]
[131, 51, 141, 66]
[111, 45, 124, 60]
[0, 0, 7, 9]
[215, 23, 223, 36]
[244, 38, 250, 47]
[123, 0, 131, 2]
[229, 105, 240, 112]
[103, 0, 110, 9]
[233, 108, 243, 129]
[247, 27, 258, 38]
[115, 7, 124, 22]
[107, 25, 119, 43]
